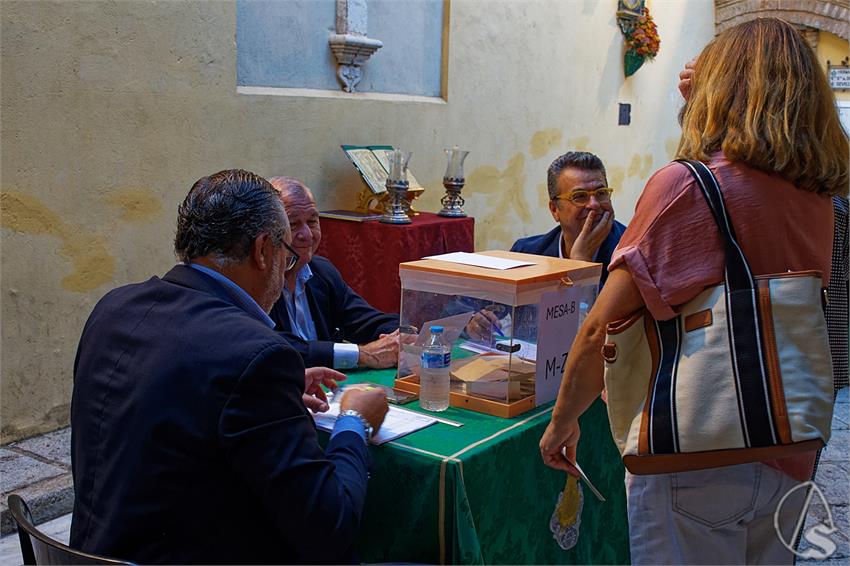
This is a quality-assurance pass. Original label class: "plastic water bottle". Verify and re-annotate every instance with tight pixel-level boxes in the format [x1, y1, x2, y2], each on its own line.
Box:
[420, 325, 451, 412]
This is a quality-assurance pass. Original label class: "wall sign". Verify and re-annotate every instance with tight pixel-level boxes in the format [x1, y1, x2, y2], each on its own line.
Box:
[828, 58, 850, 91]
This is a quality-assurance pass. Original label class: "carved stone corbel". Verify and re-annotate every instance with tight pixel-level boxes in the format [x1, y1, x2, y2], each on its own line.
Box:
[329, 0, 382, 93]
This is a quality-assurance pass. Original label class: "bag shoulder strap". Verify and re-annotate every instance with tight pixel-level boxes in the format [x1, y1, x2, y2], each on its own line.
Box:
[674, 159, 756, 291]
[674, 159, 779, 448]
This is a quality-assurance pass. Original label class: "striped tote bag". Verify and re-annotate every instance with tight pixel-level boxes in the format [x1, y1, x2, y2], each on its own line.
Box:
[602, 160, 834, 475]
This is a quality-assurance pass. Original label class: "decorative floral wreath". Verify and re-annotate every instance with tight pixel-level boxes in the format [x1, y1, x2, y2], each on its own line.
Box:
[626, 8, 660, 57]
[620, 7, 661, 77]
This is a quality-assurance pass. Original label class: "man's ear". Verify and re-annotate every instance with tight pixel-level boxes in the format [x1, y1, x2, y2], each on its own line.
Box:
[548, 200, 560, 223]
[251, 233, 272, 271]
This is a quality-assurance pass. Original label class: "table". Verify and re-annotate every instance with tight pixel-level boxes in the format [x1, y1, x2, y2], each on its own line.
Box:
[315, 212, 474, 313]
[323, 368, 630, 565]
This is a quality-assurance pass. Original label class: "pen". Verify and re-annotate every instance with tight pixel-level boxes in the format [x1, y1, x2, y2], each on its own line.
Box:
[491, 323, 505, 337]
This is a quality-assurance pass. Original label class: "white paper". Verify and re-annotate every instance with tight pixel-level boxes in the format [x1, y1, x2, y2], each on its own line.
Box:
[312, 401, 437, 445]
[424, 252, 535, 270]
[535, 287, 581, 404]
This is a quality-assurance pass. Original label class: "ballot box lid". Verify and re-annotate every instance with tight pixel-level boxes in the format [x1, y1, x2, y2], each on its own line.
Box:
[399, 250, 601, 285]
[399, 250, 601, 306]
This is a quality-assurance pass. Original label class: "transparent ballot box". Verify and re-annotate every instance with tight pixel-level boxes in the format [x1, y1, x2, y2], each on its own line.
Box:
[395, 250, 601, 418]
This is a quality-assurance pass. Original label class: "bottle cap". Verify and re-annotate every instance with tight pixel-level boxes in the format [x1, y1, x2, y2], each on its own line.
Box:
[431, 325, 444, 333]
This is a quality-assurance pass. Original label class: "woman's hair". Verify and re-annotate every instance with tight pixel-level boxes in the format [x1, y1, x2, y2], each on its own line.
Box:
[677, 18, 848, 196]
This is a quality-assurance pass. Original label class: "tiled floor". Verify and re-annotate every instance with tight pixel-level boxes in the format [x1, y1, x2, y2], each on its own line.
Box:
[1, 389, 847, 565]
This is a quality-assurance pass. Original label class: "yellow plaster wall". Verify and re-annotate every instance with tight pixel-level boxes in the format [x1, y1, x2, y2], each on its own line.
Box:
[0, 0, 715, 441]
[817, 30, 850, 102]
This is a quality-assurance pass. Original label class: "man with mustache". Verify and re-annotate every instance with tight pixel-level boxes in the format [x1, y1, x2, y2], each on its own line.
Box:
[511, 151, 626, 288]
[464, 151, 626, 342]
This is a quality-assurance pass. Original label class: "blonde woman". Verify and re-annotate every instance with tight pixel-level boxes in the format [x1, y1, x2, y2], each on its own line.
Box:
[540, 18, 848, 564]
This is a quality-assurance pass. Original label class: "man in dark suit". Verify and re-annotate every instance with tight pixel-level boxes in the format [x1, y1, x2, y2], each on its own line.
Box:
[510, 151, 626, 288]
[268, 177, 400, 369]
[70, 169, 388, 564]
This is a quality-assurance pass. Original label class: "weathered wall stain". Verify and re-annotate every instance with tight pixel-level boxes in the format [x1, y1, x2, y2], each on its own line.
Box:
[530, 128, 563, 159]
[665, 137, 680, 160]
[536, 182, 549, 208]
[627, 153, 654, 180]
[607, 165, 626, 193]
[1, 190, 115, 291]
[466, 153, 529, 249]
[105, 189, 162, 222]
[0, 191, 63, 234]
[58, 232, 116, 292]
[566, 136, 590, 151]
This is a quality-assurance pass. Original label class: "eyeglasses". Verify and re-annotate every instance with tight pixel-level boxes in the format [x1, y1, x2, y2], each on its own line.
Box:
[554, 188, 614, 207]
[282, 241, 300, 272]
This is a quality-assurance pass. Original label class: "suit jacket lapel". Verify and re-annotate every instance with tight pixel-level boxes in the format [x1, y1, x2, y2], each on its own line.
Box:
[543, 226, 562, 258]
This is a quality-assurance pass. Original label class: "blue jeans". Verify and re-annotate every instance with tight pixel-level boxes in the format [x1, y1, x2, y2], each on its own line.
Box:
[625, 463, 805, 565]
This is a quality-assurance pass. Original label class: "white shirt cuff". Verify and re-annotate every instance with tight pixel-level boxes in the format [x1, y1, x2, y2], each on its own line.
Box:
[333, 343, 360, 369]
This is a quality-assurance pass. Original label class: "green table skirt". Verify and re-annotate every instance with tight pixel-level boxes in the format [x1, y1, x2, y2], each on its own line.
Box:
[323, 368, 630, 565]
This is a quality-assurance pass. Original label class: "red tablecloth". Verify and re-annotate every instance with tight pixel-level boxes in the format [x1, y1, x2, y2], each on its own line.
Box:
[316, 212, 474, 313]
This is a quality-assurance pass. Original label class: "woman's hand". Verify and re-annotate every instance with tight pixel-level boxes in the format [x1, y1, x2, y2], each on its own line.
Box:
[678, 58, 696, 102]
[540, 418, 581, 477]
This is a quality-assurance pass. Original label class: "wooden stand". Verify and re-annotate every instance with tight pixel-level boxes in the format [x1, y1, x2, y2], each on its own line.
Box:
[394, 374, 537, 418]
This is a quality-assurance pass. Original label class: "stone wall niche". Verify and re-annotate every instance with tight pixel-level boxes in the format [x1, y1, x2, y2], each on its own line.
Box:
[329, 0, 383, 92]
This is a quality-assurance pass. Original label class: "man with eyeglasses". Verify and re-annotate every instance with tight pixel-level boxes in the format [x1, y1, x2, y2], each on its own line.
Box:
[70, 169, 388, 563]
[268, 176, 400, 370]
[511, 151, 626, 288]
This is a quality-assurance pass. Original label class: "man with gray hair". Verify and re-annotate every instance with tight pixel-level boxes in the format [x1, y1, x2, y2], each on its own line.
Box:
[268, 176, 400, 369]
[511, 151, 626, 288]
[70, 169, 387, 564]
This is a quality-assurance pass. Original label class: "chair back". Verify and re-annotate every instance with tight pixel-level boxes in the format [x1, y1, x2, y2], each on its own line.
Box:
[7, 494, 132, 565]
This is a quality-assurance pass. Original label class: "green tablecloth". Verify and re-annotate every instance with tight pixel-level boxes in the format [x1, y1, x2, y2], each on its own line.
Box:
[326, 368, 630, 565]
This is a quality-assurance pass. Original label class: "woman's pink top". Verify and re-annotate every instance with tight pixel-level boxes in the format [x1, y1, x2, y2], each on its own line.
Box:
[610, 153, 834, 481]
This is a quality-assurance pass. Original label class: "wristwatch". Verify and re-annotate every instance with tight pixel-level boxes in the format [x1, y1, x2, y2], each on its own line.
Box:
[338, 409, 374, 442]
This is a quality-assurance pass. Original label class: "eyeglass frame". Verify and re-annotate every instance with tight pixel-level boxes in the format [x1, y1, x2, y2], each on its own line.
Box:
[552, 187, 614, 207]
[282, 241, 300, 272]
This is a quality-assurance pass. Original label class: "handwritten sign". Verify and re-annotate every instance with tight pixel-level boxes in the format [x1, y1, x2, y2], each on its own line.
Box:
[535, 287, 581, 404]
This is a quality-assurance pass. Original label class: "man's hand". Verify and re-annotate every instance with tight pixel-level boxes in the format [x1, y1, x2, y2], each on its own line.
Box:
[569, 210, 614, 261]
[302, 366, 347, 413]
[678, 58, 696, 102]
[539, 418, 581, 478]
[339, 386, 389, 434]
[358, 329, 400, 369]
[465, 309, 501, 342]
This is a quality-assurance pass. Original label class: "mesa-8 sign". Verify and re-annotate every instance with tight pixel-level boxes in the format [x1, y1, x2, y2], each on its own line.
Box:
[535, 287, 581, 404]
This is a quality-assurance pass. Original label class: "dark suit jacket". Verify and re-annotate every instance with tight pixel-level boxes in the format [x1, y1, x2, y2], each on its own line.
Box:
[70, 264, 370, 564]
[510, 221, 627, 288]
[269, 256, 399, 367]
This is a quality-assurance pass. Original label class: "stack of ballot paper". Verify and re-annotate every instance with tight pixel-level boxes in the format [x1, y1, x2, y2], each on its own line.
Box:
[312, 400, 437, 444]
[450, 354, 536, 401]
